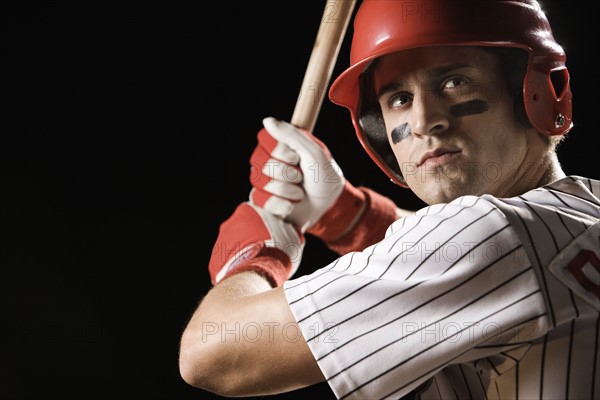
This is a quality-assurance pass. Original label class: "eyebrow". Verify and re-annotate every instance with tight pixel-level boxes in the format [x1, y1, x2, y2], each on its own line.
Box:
[376, 63, 470, 98]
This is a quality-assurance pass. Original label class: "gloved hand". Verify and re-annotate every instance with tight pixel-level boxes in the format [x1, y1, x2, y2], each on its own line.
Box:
[249, 117, 367, 243]
[208, 201, 305, 287]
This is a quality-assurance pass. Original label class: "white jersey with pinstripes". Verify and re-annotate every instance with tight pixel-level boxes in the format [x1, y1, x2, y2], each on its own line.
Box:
[283, 176, 600, 399]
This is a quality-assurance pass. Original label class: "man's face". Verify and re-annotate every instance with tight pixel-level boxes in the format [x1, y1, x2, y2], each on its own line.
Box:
[374, 46, 541, 204]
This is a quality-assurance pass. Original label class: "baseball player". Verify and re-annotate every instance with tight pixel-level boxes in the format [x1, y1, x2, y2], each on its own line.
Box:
[179, 1, 600, 399]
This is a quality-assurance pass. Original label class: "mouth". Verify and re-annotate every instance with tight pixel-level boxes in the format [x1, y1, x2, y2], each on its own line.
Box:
[418, 148, 461, 168]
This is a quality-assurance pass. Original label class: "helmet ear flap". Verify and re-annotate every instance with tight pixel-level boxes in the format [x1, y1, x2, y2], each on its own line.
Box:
[523, 65, 573, 136]
[547, 67, 572, 132]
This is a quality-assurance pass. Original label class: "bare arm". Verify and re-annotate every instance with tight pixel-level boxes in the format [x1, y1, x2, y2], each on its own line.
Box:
[178, 271, 325, 397]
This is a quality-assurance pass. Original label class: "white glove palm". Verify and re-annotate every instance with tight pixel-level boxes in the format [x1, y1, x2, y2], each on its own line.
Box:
[250, 117, 346, 233]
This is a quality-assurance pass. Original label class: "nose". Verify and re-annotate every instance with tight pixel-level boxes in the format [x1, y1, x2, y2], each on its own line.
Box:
[409, 90, 450, 137]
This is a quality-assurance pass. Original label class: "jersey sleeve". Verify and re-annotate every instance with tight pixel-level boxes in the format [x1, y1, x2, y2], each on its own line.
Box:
[283, 195, 549, 399]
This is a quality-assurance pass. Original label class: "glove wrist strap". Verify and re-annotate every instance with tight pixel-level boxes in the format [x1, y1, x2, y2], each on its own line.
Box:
[320, 186, 399, 255]
[219, 247, 292, 288]
[307, 181, 366, 242]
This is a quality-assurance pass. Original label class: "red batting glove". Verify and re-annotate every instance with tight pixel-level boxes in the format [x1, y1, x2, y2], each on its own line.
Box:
[249, 117, 399, 254]
[249, 117, 363, 242]
[209, 202, 305, 287]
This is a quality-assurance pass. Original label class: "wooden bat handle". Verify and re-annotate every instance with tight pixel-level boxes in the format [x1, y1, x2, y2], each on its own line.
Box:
[291, 0, 357, 133]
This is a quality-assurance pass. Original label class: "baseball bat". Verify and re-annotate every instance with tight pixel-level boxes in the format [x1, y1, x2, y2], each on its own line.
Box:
[291, 0, 357, 133]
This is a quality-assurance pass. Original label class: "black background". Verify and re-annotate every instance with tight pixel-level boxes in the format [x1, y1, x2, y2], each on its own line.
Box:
[3, 2, 596, 399]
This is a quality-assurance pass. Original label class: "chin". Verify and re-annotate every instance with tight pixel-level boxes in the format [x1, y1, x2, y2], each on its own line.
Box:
[412, 179, 471, 205]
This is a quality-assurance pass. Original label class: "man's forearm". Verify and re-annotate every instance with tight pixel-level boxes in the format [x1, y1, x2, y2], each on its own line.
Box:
[179, 271, 324, 396]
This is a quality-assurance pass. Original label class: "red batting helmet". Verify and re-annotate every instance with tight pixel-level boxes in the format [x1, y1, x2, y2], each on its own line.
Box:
[328, 0, 573, 187]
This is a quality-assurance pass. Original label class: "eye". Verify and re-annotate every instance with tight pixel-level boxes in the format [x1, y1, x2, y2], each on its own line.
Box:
[441, 76, 472, 102]
[442, 76, 469, 91]
[387, 92, 412, 109]
[443, 76, 468, 90]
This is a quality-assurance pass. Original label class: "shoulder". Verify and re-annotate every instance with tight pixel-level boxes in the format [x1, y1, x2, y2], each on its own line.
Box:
[385, 175, 600, 241]
[385, 194, 509, 241]
[340, 194, 523, 282]
[479, 176, 600, 232]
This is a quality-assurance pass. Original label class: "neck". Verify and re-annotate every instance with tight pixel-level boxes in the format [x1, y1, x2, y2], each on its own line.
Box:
[538, 153, 566, 185]
[503, 151, 565, 198]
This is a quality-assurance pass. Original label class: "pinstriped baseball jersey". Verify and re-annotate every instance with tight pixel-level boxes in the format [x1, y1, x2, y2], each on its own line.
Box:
[284, 176, 600, 399]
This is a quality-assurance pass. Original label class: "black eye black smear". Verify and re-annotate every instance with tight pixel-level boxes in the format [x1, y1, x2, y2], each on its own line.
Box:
[450, 99, 489, 117]
[391, 100, 488, 144]
[391, 123, 411, 144]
